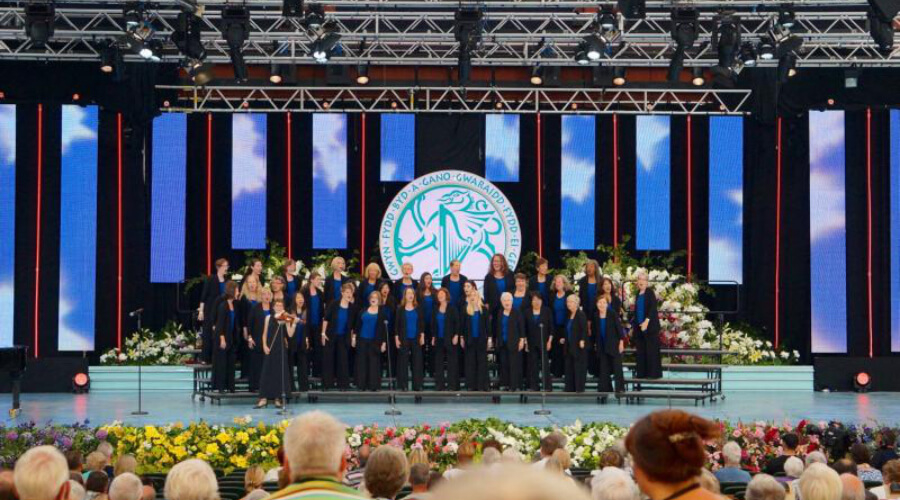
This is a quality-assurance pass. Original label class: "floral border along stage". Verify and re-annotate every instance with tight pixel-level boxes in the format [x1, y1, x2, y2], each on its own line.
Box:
[100, 322, 198, 366]
[0, 418, 896, 474]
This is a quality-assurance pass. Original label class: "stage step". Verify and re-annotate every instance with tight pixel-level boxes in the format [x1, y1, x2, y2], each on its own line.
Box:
[625, 377, 721, 385]
[623, 362, 727, 371]
[623, 348, 730, 356]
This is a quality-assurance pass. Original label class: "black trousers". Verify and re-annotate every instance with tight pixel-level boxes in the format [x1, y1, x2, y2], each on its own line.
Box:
[355, 338, 382, 391]
[597, 349, 625, 393]
[500, 347, 523, 391]
[434, 342, 461, 391]
[551, 325, 566, 377]
[396, 338, 424, 391]
[293, 347, 309, 392]
[526, 347, 552, 391]
[309, 322, 323, 378]
[564, 348, 587, 393]
[212, 344, 236, 392]
[464, 340, 489, 391]
[248, 348, 265, 392]
[322, 335, 351, 390]
[633, 330, 663, 379]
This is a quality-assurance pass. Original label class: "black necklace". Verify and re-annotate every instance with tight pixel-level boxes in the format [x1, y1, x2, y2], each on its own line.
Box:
[660, 483, 701, 500]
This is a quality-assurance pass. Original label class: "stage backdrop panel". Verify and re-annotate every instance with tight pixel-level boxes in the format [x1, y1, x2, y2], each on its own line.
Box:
[892, 109, 900, 352]
[708, 116, 744, 284]
[150, 113, 187, 283]
[231, 114, 267, 250]
[636, 115, 671, 251]
[0, 105, 14, 348]
[809, 110, 847, 353]
[58, 105, 98, 352]
[380, 114, 415, 182]
[485, 114, 519, 182]
[560, 115, 596, 250]
[313, 113, 348, 249]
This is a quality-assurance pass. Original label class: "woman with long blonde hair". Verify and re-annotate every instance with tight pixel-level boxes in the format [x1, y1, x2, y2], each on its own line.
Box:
[358, 262, 383, 304]
[462, 281, 491, 391]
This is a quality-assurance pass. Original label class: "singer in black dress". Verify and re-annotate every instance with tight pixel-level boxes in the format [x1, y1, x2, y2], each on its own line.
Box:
[632, 271, 663, 379]
[431, 288, 460, 391]
[321, 283, 355, 390]
[352, 291, 388, 391]
[290, 291, 310, 392]
[593, 295, 625, 394]
[198, 258, 229, 363]
[256, 298, 296, 408]
[212, 280, 239, 392]
[395, 287, 426, 391]
[563, 295, 588, 393]
[462, 281, 491, 392]
[304, 273, 326, 378]
[246, 287, 273, 392]
[524, 292, 554, 392]
[495, 292, 525, 391]
[527, 257, 552, 306]
[483, 253, 514, 316]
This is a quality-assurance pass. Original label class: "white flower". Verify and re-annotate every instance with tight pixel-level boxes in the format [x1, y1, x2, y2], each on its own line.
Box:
[118, 353, 127, 362]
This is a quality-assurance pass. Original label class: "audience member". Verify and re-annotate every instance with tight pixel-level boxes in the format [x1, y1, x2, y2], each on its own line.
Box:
[841, 474, 866, 500]
[850, 444, 883, 483]
[113, 456, 137, 478]
[624, 410, 722, 500]
[344, 444, 370, 489]
[873, 431, 899, 471]
[599, 448, 625, 470]
[591, 467, 641, 500]
[84, 453, 108, 481]
[138, 477, 155, 500]
[426, 472, 443, 492]
[66, 452, 85, 474]
[408, 447, 430, 468]
[807, 452, 828, 468]
[70, 473, 85, 486]
[534, 435, 564, 469]
[833, 459, 858, 476]
[108, 474, 143, 500]
[95, 444, 116, 478]
[482, 448, 501, 467]
[766, 434, 801, 476]
[69, 480, 87, 500]
[869, 459, 900, 499]
[404, 464, 432, 500]
[431, 465, 591, 500]
[699, 469, 720, 495]
[550, 449, 572, 476]
[241, 466, 265, 500]
[0, 470, 16, 500]
[164, 459, 218, 500]
[797, 463, 842, 500]
[84, 472, 109, 500]
[482, 440, 503, 454]
[501, 448, 522, 463]
[267, 411, 368, 500]
[715, 442, 752, 484]
[746, 474, 786, 500]
[14, 446, 71, 500]
[242, 491, 267, 500]
[443, 442, 475, 480]
[785, 457, 805, 480]
[364, 446, 409, 500]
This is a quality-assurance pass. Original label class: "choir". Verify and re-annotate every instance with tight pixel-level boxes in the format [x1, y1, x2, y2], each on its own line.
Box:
[197, 254, 664, 406]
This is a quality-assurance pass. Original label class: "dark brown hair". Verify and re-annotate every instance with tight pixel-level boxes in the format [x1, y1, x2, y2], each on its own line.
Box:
[224, 280, 238, 300]
[625, 410, 720, 483]
[491, 253, 510, 275]
[536, 257, 549, 268]
[514, 272, 528, 283]
[215, 258, 228, 270]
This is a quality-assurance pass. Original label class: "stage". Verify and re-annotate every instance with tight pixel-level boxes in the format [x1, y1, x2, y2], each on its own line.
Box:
[2, 390, 896, 428]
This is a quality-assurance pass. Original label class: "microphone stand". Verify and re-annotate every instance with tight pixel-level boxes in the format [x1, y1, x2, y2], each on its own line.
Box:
[277, 320, 290, 416]
[384, 319, 402, 417]
[534, 322, 551, 416]
[131, 309, 148, 416]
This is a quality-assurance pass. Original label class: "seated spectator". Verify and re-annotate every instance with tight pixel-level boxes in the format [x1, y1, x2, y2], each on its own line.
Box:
[1, 470, 16, 500]
[624, 410, 722, 500]
[807, 452, 828, 468]
[138, 477, 155, 500]
[66, 452, 85, 475]
[268, 411, 368, 500]
[483, 439, 503, 453]
[746, 474, 786, 500]
[69, 480, 87, 500]
[851, 444, 884, 484]
[109, 473, 143, 500]
[164, 459, 218, 500]
[242, 491, 267, 500]
[798, 463, 842, 500]
[873, 431, 899, 472]
[833, 459, 858, 476]
[550, 449, 572, 476]
[715, 442, 752, 484]
[599, 448, 625, 470]
[113, 456, 137, 478]
[408, 447, 430, 468]
[241, 466, 265, 500]
[699, 469, 721, 495]
[84, 453, 108, 481]
[431, 465, 590, 500]
[841, 474, 866, 500]
[70, 473, 85, 486]
[501, 448, 522, 463]
[869, 459, 900, 499]
[95, 443, 116, 478]
[426, 472, 443, 492]
[85, 472, 110, 500]
[766, 433, 801, 476]
[785, 457, 805, 481]
[344, 444, 370, 489]
[481, 448, 501, 467]
[364, 446, 409, 500]
[591, 467, 641, 500]
[14, 446, 71, 500]
[534, 433, 565, 468]
[443, 442, 476, 480]
[404, 463, 432, 500]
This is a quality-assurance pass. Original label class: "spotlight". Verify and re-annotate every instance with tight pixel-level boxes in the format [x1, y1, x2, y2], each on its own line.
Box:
[100, 43, 121, 74]
[758, 38, 776, 60]
[827, 98, 835, 106]
[282, 0, 303, 18]
[777, 52, 798, 83]
[668, 9, 698, 83]
[356, 64, 370, 85]
[777, 4, 796, 29]
[25, 1, 55, 48]
[72, 93, 80, 101]
[713, 13, 741, 71]
[303, 4, 325, 30]
[269, 63, 285, 84]
[455, 8, 483, 86]
[845, 67, 860, 88]
[172, 11, 206, 61]
[691, 67, 705, 86]
[189, 61, 213, 85]
[617, 0, 646, 20]
[867, 0, 899, 51]
[123, 3, 158, 60]
[853, 371, 871, 392]
[574, 43, 590, 65]
[530, 65, 544, 85]
[739, 42, 758, 67]
[612, 67, 626, 86]
[584, 33, 607, 61]
[599, 8, 617, 31]
[72, 372, 90, 393]
[222, 5, 250, 81]
[312, 32, 341, 63]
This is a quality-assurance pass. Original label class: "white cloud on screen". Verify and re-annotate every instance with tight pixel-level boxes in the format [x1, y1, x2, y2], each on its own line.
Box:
[61, 106, 97, 155]
[560, 117, 595, 204]
[381, 159, 398, 182]
[0, 281, 13, 348]
[809, 169, 846, 243]
[232, 114, 267, 199]
[485, 115, 519, 177]
[809, 111, 845, 167]
[728, 189, 744, 226]
[708, 236, 742, 284]
[636, 116, 670, 173]
[313, 114, 347, 191]
[0, 105, 15, 164]
[57, 276, 94, 352]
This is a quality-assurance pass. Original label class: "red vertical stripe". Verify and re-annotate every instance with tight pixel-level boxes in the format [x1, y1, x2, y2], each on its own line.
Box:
[361, 114, 367, 273]
[286, 114, 293, 260]
[536, 114, 543, 257]
[775, 117, 783, 349]
[33, 104, 43, 358]
[686, 115, 693, 279]
[117, 113, 124, 350]
[613, 115, 619, 251]
[867, 107, 874, 358]
[206, 114, 212, 275]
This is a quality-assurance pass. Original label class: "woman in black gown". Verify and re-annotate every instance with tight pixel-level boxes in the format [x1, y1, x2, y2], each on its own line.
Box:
[632, 271, 662, 379]
[257, 298, 296, 408]
[212, 280, 239, 392]
[247, 287, 273, 392]
[198, 258, 229, 363]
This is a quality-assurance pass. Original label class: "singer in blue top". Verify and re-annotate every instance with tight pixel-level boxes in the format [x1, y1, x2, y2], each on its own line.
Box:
[462, 281, 492, 392]
[283, 261, 300, 303]
[593, 295, 625, 394]
[632, 272, 663, 379]
[322, 283, 355, 390]
[289, 291, 311, 393]
[395, 288, 426, 391]
[417, 273, 437, 373]
[357, 263, 382, 305]
[483, 253, 514, 315]
[439, 259, 468, 311]
[352, 291, 387, 391]
[431, 288, 461, 391]
[512, 273, 529, 313]
[323, 256, 346, 305]
[393, 262, 419, 302]
[528, 257, 552, 305]
[495, 292, 525, 391]
[563, 294, 588, 393]
[525, 292, 555, 392]
[550, 274, 571, 378]
[303, 273, 326, 381]
[213, 281, 239, 392]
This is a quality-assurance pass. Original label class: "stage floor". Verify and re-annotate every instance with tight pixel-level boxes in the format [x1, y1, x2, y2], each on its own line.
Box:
[1, 391, 897, 427]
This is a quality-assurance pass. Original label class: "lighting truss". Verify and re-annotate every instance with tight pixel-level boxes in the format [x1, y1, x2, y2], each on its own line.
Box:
[0, 1, 897, 66]
[156, 84, 753, 115]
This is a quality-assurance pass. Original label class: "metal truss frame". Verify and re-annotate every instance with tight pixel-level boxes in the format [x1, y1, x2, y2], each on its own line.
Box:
[0, 0, 896, 66]
[156, 84, 753, 115]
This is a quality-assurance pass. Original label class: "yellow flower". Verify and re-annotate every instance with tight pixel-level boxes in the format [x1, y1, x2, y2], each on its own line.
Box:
[172, 446, 188, 460]
[205, 443, 220, 455]
[216, 432, 231, 444]
[236, 432, 250, 444]
[230, 455, 248, 468]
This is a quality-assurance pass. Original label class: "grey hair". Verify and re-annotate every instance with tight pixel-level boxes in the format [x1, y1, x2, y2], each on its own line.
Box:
[590, 467, 640, 500]
[722, 441, 742, 466]
[785, 456, 805, 479]
[746, 474, 786, 500]
[109, 473, 143, 500]
[805, 451, 827, 467]
[797, 463, 842, 500]
[164, 459, 219, 500]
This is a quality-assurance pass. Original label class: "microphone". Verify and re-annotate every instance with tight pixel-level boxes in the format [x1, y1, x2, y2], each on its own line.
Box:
[129, 308, 144, 318]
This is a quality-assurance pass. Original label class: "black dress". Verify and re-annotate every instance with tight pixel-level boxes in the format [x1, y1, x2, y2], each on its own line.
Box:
[632, 290, 663, 379]
[199, 275, 225, 363]
[259, 316, 293, 400]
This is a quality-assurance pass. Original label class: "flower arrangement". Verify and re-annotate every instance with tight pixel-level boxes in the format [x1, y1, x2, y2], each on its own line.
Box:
[99, 322, 198, 366]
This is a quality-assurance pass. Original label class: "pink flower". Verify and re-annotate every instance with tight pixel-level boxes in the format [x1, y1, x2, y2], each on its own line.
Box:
[732, 429, 742, 438]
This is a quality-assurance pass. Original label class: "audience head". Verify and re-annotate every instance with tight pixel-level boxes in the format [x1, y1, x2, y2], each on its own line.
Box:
[850, 444, 871, 466]
[0, 470, 16, 500]
[798, 463, 842, 500]
[431, 465, 591, 500]
[68, 481, 86, 500]
[283, 411, 348, 481]
[65, 452, 84, 473]
[108, 474, 142, 500]
[882, 460, 900, 485]
[85, 472, 109, 495]
[482, 440, 503, 453]
[806, 451, 828, 468]
[624, 410, 720, 490]
[785, 457, 805, 479]
[364, 446, 409, 500]
[243, 466, 264, 493]
[782, 433, 800, 452]
[840, 474, 865, 500]
[409, 464, 431, 492]
[113, 456, 137, 478]
[482, 448, 502, 466]
[745, 474, 786, 500]
[164, 460, 218, 500]
[69, 474, 83, 487]
[138, 478, 155, 500]
[599, 448, 625, 469]
[699, 469, 720, 495]
[832, 459, 857, 476]
[457, 441, 476, 465]
[85, 453, 108, 473]
[357, 444, 371, 467]
[551, 449, 571, 472]
[15, 446, 71, 500]
[501, 448, 522, 463]
[540, 434, 563, 458]
[722, 441, 743, 467]
[96, 443, 114, 462]
[591, 467, 641, 500]
[880, 429, 897, 449]
[408, 447, 430, 467]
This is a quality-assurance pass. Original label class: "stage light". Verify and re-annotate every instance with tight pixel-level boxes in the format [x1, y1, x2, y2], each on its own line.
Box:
[692, 67, 705, 86]
[777, 4, 796, 29]
[172, 10, 207, 62]
[668, 9, 698, 83]
[845, 67, 860, 88]
[599, 8, 617, 31]
[163, 100, 170, 108]
[584, 34, 606, 61]
[574, 43, 590, 65]
[222, 5, 250, 81]
[777, 52, 798, 83]
[854, 371, 872, 392]
[0, 91, 5, 100]
[72, 93, 80, 101]
[713, 13, 741, 71]
[495, 101, 503, 109]
[455, 8, 483, 86]
[72, 372, 90, 393]
[356, 64, 369, 85]
[612, 67, 626, 86]
[827, 98, 835, 106]
[739, 42, 758, 67]
[100, 43, 122, 74]
[124, 3, 156, 55]
[270, 63, 284, 84]
[530, 65, 544, 86]
[25, 1, 55, 48]
[867, 0, 900, 52]
[303, 4, 325, 30]
[282, 0, 303, 18]
[758, 38, 776, 60]
[617, 0, 646, 20]
[312, 32, 341, 63]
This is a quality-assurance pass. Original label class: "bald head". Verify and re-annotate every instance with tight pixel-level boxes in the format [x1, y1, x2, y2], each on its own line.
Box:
[0, 470, 16, 500]
[839, 474, 864, 500]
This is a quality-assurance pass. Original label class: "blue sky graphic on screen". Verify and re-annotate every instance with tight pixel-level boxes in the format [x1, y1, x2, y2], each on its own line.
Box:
[485, 114, 519, 182]
[0, 105, 14, 348]
[809, 110, 847, 353]
[891, 110, 900, 352]
[560, 115, 596, 250]
[232, 114, 267, 249]
[708, 116, 744, 284]
[150, 113, 187, 283]
[636, 115, 671, 250]
[380, 114, 415, 182]
[313, 113, 348, 249]
[59, 105, 98, 351]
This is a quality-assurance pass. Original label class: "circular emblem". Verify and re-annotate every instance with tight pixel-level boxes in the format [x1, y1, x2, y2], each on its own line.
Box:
[379, 170, 522, 281]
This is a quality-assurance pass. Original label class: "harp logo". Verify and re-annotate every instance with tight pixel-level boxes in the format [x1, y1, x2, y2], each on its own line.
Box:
[380, 170, 522, 281]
